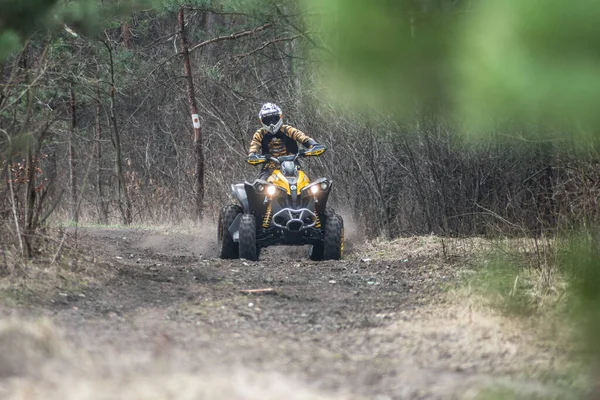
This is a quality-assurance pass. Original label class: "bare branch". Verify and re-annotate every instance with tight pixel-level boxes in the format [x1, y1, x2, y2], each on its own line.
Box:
[231, 35, 301, 61]
[145, 22, 274, 80]
[189, 22, 273, 53]
[186, 7, 251, 17]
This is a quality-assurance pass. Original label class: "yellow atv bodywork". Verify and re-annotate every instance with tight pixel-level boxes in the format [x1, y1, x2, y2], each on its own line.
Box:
[267, 169, 310, 195]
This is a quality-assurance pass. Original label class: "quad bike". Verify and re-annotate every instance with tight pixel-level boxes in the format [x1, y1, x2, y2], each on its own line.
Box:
[217, 145, 344, 261]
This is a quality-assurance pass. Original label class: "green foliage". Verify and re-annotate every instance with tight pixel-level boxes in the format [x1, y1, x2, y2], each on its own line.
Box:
[561, 231, 600, 363]
[155, 0, 292, 20]
[306, 0, 600, 143]
[469, 231, 600, 378]
[58, 0, 152, 33]
[0, 31, 24, 61]
[305, 0, 466, 118]
[458, 0, 600, 139]
[158, 0, 216, 12]
[470, 257, 538, 316]
[155, 0, 262, 14]
[55, 0, 104, 35]
[0, 0, 59, 35]
[0, 0, 148, 61]
[0, 0, 59, 59]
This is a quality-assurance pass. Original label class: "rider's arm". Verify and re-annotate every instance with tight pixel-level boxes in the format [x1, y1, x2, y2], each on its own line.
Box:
[283, 125, 316, 148]
[248, 128, 266, 155]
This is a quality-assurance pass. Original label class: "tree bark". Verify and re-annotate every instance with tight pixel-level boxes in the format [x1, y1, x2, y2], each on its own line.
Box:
[69, 83, 78, 223]
[22, 46, 35, 258]
[95, 75, 108, 224]
[104, 36, 132, 225]
[178, 7, 204, 222]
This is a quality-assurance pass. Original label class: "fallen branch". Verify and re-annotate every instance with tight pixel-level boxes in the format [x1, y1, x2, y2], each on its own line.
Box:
[51, 232, 68, 265]
[239, 288, 276, 295]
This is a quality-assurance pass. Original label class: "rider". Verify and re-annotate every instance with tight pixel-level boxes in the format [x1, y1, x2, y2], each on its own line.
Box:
[247, 103, 321, 180]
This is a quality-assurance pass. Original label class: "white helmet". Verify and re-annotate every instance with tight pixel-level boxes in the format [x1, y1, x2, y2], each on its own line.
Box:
[258, 103, 283, 134]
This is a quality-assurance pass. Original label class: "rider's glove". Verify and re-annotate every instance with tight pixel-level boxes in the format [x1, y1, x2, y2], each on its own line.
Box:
[305, 139, 318, 148]
[246, 153, 266, 165]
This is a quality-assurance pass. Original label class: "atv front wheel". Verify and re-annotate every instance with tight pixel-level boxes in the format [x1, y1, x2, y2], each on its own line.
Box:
[323, 213, 344, 260]
[218, 204, 242, 259]
[239, 214, 259, 261]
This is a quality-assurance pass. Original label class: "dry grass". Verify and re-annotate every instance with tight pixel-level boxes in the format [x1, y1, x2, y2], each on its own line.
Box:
[0, 230, 117, 309]
[0, 318, 65, 378]
[5, 371, 352, 400]
[354, 234, 569, 312]
[0, 315, 352, 400]
[353, 235, 492, 264]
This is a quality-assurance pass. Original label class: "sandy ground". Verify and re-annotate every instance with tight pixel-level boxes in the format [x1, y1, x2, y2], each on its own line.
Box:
[0, 224, 577, 399]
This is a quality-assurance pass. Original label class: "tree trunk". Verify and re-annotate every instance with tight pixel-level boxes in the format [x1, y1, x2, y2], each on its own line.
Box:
[104, 36, 132, 225]
[95, 76, 108, 224]
[69, 83, 78, 224]
[20, 41, 50, 257]
[22, 47, 35, 257]
[178, 7, 204, 223]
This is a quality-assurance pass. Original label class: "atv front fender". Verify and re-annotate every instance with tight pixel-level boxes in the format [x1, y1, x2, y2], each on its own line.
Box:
[231, 184, 249, 213]
[244, 181, 269, 223]
[230, 179, 270, 239]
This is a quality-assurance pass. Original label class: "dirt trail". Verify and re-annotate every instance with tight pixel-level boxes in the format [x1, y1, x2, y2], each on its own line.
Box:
[0, 227, 571, 399]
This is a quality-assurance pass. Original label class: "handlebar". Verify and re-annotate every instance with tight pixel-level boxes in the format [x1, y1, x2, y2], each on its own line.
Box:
[247, 144, 327, 166]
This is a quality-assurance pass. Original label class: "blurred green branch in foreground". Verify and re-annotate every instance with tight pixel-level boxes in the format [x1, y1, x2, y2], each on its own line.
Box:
[306, 0, 600, 145]
[306, 0, 600, 390]
[0, 0, 146, 61]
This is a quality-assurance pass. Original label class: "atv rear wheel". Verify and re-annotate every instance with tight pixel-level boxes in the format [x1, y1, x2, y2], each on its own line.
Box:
[218, 204, 242, 259]
[308, 242, 324, 261]
[239, 214, 259, 261]
[323, 213, 344, 260]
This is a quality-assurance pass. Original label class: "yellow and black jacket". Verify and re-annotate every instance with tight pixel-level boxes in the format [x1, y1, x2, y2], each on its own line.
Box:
[248, 125, 314, 158]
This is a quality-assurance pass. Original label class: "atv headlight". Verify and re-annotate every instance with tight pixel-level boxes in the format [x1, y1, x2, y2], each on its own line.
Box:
[256, 183, 264, 192]
[320, 182, 329, 191]
[266, 185, 277, 196]
[310, 185, 319, 194]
